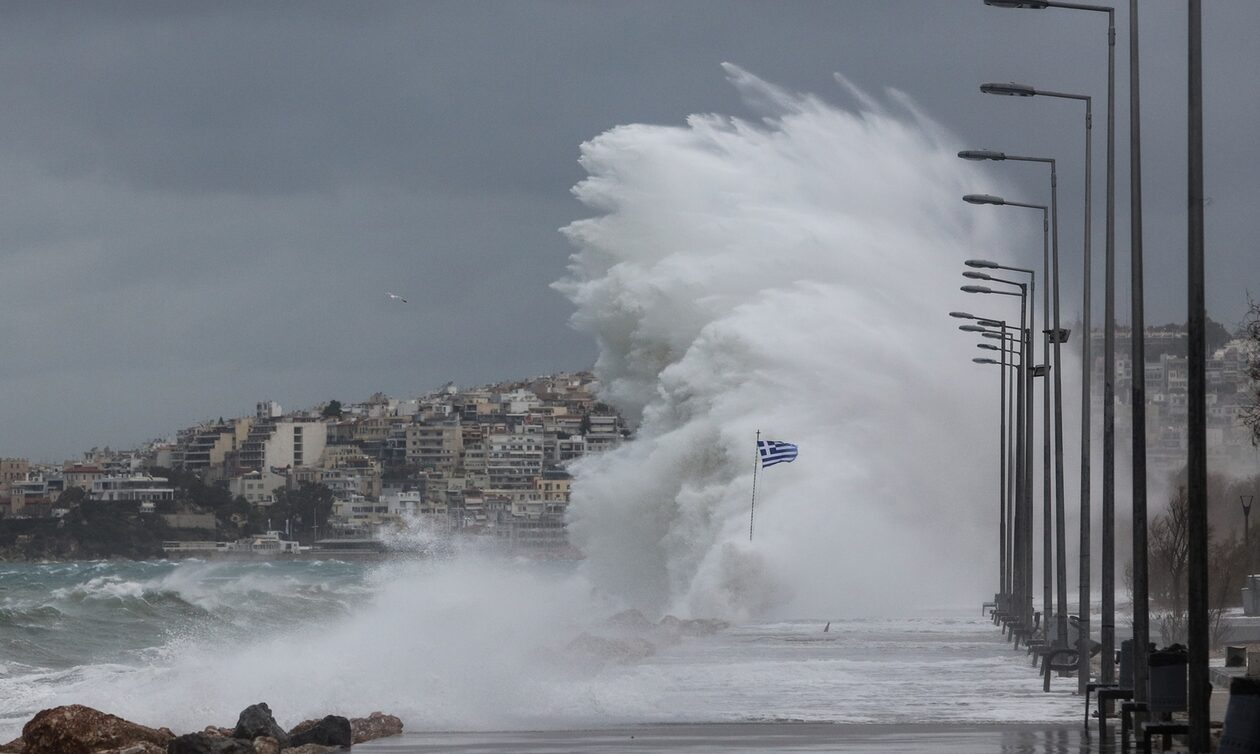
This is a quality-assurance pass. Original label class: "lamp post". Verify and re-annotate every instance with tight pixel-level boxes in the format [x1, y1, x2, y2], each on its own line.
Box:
[1128, 0, 1151, 713]
[960, 185, 1068, 652]
[962, 319, 1020, 612]
[956, 311, 1013, 611]
[1187, 3, 1209, 747]
[965, 264, 1053, 634]
[963, 280, 1034, 629]
[1244, 495, 1256, 603]
[981, 79, 1096, 693]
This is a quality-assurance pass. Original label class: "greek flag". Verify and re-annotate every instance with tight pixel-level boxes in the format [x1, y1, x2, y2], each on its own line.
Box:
[757, 440, 798, 468]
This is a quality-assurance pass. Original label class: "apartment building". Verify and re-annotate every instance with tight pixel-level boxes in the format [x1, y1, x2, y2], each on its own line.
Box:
[0, 458, 30, 488]
[239, 419, 328, 472]
[405, 422, 463, 471]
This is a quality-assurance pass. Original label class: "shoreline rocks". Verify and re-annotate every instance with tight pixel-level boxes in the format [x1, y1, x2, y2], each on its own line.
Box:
[2, 704, 403, 753]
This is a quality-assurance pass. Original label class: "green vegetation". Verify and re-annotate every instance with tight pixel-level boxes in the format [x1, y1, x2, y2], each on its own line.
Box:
[0, 503, 168, 560]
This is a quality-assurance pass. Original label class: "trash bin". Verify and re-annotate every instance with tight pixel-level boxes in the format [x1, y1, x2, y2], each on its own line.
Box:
[1218, 676, 1260, 754]
[1147, 646, 1188, 715]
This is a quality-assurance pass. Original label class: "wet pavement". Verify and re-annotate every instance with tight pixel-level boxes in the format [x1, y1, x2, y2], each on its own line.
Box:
[357, 722, 1101, 753]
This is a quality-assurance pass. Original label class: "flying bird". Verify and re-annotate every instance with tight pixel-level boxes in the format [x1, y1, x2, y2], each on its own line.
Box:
[385, 292, 408, 303]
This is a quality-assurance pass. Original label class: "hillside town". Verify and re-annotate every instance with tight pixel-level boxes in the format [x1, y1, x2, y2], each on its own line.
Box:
[0, 371, 627, 558]
[1090, 325, 1259, 470]
[1, 322, 1256, 561]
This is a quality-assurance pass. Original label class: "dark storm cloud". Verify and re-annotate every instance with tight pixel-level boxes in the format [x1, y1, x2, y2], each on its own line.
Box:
[0, 1, 1255, 459]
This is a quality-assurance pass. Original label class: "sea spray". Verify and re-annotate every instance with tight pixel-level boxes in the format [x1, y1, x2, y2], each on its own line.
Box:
[1, 557, 612, 737]
[557, 64, 1032, 621]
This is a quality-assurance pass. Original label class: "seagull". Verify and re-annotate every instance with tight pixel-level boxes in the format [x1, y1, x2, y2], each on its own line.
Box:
[385, 292, 408, 303]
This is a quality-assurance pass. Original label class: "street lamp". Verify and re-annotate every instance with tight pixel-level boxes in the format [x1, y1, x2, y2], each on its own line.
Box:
[1244, 495, 1256, 609]
[965, 263, 1056, 646]
[968, 325, 1020, 619]
[982, 78, 1097, 693]
[984, 0, 1120, 700]
[964, 279, 1034, 631]
[960, 179, 1070, 659]
[1187, 6, 1209, 745]
[984, 0, 1051, 8]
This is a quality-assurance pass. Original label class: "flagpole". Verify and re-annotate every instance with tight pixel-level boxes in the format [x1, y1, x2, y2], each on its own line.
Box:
[750, 430, 760, 541]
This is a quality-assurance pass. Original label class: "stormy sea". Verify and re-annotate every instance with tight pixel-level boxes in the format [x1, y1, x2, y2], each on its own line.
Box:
[1, 558, 1081, 751]
[4, 68, 1085, 751]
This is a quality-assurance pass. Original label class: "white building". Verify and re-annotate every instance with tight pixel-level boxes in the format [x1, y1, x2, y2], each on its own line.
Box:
[90, 475, 175, 505]
[239, 419, 328, 472]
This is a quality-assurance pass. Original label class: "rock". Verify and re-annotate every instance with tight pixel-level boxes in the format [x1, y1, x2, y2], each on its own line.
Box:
[97, 744, 165, 754]
[19, 705, 173, 754]
[0, 737, 23, 753]
[286, 719, 317, 739]
[250, 736, 280, 754]
[282, 746, 339, 754]
[350, 712, 404, 743]
[166, 733, 255, 754]
[606, 608, 653, 630]
[230, 703, 288, 747]
[287, 716, 352, 748]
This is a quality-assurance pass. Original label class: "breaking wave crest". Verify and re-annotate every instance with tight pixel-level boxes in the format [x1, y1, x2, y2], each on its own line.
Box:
[557, 64, 1023, 621]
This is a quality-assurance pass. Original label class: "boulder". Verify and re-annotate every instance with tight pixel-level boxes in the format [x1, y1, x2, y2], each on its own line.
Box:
[350, 712, 404, 743]
[250, 736, 280, 754]
[286, 719, 318, 739]
[282, 746, 339, 754]
[166, 733, 255, 754]
[19, 705, 173, 754]
[0, 737, 23, 753]
[97, 744, 165, 754]
[287, 716, 352, 749]
[606, 608, 653, 631]
[230, 704, 287, 747]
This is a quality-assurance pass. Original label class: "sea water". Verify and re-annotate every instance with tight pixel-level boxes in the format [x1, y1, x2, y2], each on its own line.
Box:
[0, 558, 1078, 742]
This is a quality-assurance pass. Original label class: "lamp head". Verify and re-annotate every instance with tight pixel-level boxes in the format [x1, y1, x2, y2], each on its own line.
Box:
[980, 82, 1037, 97]
[977, 343, 1000, 350]
[976, 318, 1003, 327]
[965, 259, 1002, 269]
[958, 149, 1007, 161]
[959, 324, 987, 333]
[963, 193, 1006, 206]
[973, 357, 999, 365]
[982, 332, 1004, 340]
[984, 0, 1050, 7]
[949, 311, 976, 319]
[962, 271, 992, 280]
[961, 284, 993, 294]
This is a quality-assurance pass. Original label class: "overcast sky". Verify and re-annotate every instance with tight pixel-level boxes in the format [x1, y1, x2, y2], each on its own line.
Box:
[1, 1, 1255, 461]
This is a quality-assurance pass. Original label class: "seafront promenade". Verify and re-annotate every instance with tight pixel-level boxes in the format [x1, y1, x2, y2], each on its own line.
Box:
[355, 691, 1236, 754]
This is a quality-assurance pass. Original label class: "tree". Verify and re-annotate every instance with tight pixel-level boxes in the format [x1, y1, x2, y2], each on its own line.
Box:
[57, 486, 87, 506]
[261, 483, 335, 544]
[1241, 297, 1260, 446]
[1147, 483, 1245, 648]
[322, 400, 344, 419]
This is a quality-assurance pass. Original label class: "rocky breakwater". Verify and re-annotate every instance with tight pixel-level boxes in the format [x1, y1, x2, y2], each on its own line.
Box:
[1, 702, 403, 754]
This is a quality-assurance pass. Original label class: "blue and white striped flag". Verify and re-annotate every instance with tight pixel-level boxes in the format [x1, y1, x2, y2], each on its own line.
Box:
[757, 439, 798, 468]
